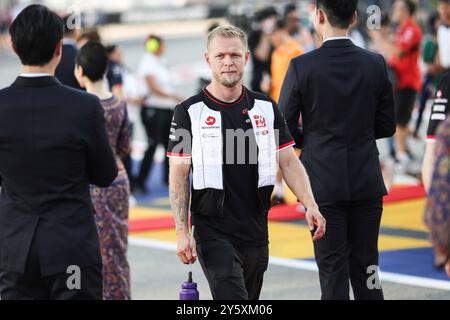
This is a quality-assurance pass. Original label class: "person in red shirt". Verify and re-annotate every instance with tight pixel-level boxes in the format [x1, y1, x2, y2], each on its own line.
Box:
[370, 0, 422, 171]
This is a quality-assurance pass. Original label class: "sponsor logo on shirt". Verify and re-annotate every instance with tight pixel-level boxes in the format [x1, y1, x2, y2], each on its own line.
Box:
[402, 28, 414, 42]
[253, 115, 267, 128]
[256, 130, 269, 136]
[202, 133, 220, 138]
[205, 116, 216, 126]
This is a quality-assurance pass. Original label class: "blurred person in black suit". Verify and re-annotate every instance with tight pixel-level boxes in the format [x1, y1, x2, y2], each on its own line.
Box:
[0, 5, 117, 300]
[279, 0, 395, 300]
[55, 15, 82, 90]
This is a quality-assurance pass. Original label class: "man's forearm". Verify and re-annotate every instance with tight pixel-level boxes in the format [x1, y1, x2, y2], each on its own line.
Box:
[169, 173, 190, 234]
[281, 155, 317, 209]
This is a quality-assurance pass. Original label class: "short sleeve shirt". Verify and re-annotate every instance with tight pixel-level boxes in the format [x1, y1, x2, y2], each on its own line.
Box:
[167, 87, 294, 246]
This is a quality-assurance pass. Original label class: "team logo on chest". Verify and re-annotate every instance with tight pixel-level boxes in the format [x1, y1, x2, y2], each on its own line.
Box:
[253, 115, 267, 128]
[205, 116, 216, 126]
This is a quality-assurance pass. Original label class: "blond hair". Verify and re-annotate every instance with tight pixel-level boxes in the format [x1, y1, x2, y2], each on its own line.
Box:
[207, 25, 248, 50]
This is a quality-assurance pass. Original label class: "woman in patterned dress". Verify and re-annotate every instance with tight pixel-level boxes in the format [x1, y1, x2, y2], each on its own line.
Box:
[75, 41, 132, 298]
[425, 115, 450, 277]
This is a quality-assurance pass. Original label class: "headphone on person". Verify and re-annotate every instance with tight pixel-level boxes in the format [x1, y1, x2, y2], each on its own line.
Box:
[145, 35, 162, 54]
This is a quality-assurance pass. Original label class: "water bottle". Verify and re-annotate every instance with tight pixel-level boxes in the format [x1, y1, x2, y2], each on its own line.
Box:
[179, 271, 199, 300]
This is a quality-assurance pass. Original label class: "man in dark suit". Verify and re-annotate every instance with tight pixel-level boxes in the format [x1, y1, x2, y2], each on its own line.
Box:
[279, 0, 395, 300]
[0, 5, 118, 300]
[55, 15, 82, 90]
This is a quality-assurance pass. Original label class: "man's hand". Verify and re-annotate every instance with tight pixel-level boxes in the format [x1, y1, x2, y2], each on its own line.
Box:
[176, 231, 197, 265]
[279, 147, 325, 241]
[305, 206, 326, 241]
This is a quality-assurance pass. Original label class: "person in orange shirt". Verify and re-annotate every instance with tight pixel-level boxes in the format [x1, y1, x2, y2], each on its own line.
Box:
[271, 19, 304, 103]
[270, 19, 304, 205]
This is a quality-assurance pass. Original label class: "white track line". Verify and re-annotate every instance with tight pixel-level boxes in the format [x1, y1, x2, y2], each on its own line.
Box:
[129, 237, 450, 291]
[129, 237, 176, 252]
[268, 256, 450, 291]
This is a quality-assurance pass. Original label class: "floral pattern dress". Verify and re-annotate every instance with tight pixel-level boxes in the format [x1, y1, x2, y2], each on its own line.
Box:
[425, 116, 450, 260]
[90, 95, 131, 300]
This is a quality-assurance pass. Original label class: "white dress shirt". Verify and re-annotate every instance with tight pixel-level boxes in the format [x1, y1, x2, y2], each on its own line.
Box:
[323, 36, 352, 43]
[20, 73, 52, 77]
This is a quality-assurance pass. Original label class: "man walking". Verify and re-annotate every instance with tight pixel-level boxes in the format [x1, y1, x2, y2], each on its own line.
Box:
[168, 25, 325, 300]
[0, 5, 117, 300]
[279, 0, 396, 300]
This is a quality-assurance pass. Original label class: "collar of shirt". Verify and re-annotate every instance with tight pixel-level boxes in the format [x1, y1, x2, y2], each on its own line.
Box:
[322, 36, 351, 43]
[63, 38, 77, 46]
[20, 73, 52, 77]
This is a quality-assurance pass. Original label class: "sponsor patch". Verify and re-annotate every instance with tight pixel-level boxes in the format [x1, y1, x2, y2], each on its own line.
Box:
[253, 115, 267, 128]
[433, 105, 446, 113]
[431, 113, 446, 121]
[205, 116, 216, 126]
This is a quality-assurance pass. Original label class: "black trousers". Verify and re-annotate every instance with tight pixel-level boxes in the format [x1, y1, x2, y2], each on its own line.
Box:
[313, 198, 384, 300]
[0, 239, 102, 300]
[196, 239, 268, 300]
[122, 123, 134, 188]
[394, 88, 417, 127]
[137, 107, 173, 187]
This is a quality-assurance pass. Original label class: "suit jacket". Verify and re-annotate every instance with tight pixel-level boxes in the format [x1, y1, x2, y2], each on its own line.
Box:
[279, 39, 396, 202]
[0, 76, 118, 276]
[55, 43, 82, 90]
